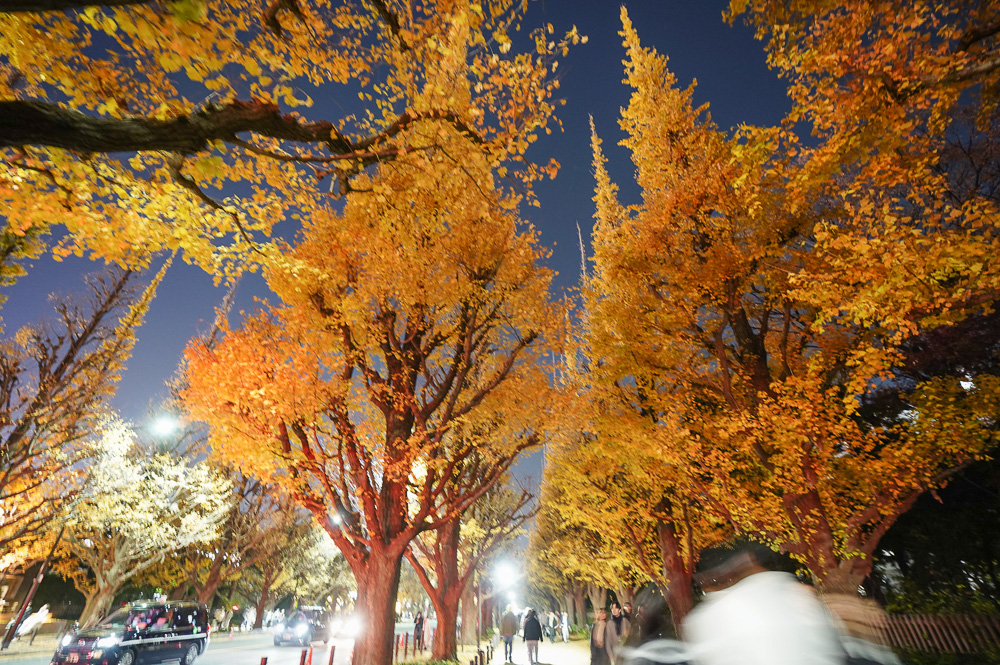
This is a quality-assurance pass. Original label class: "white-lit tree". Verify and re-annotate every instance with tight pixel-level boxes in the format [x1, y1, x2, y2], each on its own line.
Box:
[54, 417, 231, 626]
[0, 266, 160, 568]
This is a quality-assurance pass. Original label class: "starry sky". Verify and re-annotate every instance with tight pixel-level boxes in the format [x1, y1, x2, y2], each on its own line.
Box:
[5, 1, 789, 438]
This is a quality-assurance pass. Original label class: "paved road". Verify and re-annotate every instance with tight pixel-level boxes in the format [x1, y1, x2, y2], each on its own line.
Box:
[0, 633, 360, 665]
[0, 628, 591, 665]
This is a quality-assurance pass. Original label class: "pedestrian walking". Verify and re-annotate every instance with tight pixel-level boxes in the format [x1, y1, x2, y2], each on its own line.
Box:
[683, 542, 845, 665]
[604, 602, 631, 664]
[422, 612, 434, 652]
[500, 605, 519, 662]
[590, 609, 610, 665]
[561, 611, 570, 643]
[414, 611, 424, 651]
[523, 609, 544, 665]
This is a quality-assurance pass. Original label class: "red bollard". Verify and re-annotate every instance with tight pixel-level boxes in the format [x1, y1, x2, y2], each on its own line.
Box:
[298, 649, 308, 665]
[403, 633, 409, 659]
[260, 659, 268, 665]
[327, 646, 335, 665]
[306, 646, 314, 665]
[394, 634, 400, 662]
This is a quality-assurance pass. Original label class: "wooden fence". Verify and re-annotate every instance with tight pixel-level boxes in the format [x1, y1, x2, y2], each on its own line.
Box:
[877, 614, 1000, 654]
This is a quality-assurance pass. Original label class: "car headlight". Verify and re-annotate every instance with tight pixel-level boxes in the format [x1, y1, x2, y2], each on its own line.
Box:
[96, 637, 121, 648]
[273, 623, 285, 633]
[61, 635, 74, 647]
[294, 624, 308, 635]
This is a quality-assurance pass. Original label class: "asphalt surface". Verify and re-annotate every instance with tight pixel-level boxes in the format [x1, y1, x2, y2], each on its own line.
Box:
[0, 627, 592, 665]
[0, 632, 359, 665]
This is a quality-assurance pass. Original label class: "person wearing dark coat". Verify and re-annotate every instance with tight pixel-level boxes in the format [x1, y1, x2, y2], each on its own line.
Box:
[413, 611, 424, 650]
[522, 609, 544, 665]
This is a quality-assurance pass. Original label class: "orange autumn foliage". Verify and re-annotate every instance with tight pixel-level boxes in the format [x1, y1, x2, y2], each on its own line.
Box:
[577, 9, 1000, 604]
[182, 140, 564, 663]
[1, 0, 582, 277]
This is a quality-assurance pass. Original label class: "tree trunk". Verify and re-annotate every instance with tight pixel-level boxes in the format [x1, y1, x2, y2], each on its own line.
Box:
[168, 584, 189, 600]
[460, 576, 477, 646]
[784, 490, 870, 595]
[405, 519, 466, 661]
[253, 575, 275, 630]
[615, 585, 636, 607]
[572, 582, 586, 627]
[196, 558, 225, 606]
[657, 518, 694, 632]
[433, 586, 462, 660]
[79, 584, 118, 628]
[351, 549, 403, 665]
[812, 559, 869, 596]
[585, 583, 605, 620]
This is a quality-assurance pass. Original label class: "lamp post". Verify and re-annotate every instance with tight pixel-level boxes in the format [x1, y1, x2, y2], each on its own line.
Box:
[475, 566, 482, 649]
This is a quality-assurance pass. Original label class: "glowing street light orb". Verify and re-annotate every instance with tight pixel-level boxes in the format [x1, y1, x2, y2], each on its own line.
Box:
[494, 561, 517, 587]
[152, 415, 178, 437]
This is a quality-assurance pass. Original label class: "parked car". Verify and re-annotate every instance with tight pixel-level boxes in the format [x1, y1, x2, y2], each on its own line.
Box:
[272, 607, 329, 646]
[51, 601, 210, 665]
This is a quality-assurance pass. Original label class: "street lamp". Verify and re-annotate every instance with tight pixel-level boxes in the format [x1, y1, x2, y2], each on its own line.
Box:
[493, 562, 517, 590]
[151, 415, 178, 438]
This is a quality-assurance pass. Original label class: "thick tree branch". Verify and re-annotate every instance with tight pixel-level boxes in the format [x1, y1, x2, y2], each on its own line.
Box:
[369, 0, 410, 52]
[1, 99, 483, 157]
[0, 0, 149, 11]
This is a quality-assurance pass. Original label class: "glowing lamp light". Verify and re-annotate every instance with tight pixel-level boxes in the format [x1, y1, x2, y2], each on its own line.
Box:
[494, 562, 516, 587]
[152, 416, 178, 437]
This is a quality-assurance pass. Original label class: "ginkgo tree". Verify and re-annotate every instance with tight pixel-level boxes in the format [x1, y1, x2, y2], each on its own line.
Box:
[1, 0, 581, 278]
[582, 8, 1000, 602]
[53, 416, 231, 627]
[527, 486, 622, 621]
[182, 130, 564, 663]
[168, 466, 303, 607]
[406, 477, 533, 660]
[544, 419, 726, 630]
[727, 0, 1000, 339]
[0, 264, 164, 568]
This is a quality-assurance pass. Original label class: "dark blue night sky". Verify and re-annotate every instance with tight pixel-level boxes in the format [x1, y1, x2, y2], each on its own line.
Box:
[5, 1, 788, 429]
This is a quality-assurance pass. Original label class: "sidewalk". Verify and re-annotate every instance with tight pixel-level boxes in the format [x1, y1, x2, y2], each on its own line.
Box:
[499, 637, 590, 665]
[0, 634, 58, 659]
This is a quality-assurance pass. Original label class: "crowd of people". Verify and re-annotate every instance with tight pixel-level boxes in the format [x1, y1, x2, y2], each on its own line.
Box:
[591, 543, 901, 665]
[497, 543, 902, 665]
[498, 607, 571, 664]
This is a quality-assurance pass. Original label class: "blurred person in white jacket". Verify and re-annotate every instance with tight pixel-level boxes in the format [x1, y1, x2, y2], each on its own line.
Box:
[682, 544, 842, 665]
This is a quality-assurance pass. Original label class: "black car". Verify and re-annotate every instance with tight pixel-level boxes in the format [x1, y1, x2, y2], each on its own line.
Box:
[52, 601, 210, 665]
[272, 607, 329, 646]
